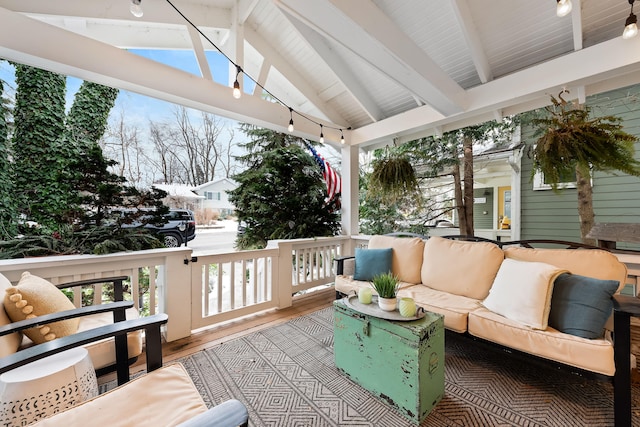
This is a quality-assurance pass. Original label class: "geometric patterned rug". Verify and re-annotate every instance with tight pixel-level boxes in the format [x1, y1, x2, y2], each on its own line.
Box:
[180, 307, 640, 426]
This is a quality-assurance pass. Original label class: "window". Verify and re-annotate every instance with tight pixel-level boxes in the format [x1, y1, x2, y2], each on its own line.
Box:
[204, 191, 221, 200]
[532, 169, 577, 191]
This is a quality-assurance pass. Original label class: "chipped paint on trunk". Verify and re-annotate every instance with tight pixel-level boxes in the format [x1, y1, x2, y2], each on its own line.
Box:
[333, 299, 445, 424]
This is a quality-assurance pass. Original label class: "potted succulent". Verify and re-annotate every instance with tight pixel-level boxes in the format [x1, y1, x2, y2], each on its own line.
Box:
[371, 272, 400, 311]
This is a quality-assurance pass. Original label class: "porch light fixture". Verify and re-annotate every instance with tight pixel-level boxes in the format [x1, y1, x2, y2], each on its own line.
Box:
[319, 125, 324, 144]
[556, 0, 572, 17]
[130, 0, 144, 18]
[288, 108, 294, 132]
[623, 0, 638, 39]
[232, 65, 242, 99]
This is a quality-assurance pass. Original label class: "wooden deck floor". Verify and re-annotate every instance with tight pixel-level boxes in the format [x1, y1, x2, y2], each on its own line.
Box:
[113, 287, 336, 380]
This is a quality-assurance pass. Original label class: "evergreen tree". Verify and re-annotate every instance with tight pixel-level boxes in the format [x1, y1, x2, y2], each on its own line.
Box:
[229, 125, 340, 250]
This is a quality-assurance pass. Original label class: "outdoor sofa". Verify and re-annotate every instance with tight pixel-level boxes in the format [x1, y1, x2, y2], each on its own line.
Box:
[335, 234, 640, 425]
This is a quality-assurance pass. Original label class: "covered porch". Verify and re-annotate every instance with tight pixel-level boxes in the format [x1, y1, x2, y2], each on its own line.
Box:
[3, 0, 640, 425]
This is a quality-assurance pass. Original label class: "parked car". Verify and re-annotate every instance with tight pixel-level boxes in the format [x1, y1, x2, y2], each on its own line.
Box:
[118, 209, 197, 248]
[150, 209, 197, 247]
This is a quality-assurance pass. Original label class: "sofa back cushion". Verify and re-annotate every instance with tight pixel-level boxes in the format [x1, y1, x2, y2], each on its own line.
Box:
[368, 235, 424, 284]
[0, 273, 21, 357]
[504, 247, 628, 293]
[421, 237, 504, 299]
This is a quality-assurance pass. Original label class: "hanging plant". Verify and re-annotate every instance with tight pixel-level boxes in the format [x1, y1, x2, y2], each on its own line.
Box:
[368, 148, 419, 203]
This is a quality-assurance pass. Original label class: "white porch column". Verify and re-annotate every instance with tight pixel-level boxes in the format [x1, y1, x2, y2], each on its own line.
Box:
[508, 148, 523, 241]
[341, 144, 360, 236]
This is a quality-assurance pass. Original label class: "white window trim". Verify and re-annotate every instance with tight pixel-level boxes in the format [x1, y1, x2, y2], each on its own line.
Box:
[532, 171, 577, 191]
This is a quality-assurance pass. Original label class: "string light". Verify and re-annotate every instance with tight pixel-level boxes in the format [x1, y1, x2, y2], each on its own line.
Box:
[340, 129, 345, 144]
[624, 0, 638, 39]
[288, 108, 294, 132]
[130, 0, 144, 18]
[556, 0, 572, 17]
[232, 65, 242, 99]
[163, 0, 346, 143]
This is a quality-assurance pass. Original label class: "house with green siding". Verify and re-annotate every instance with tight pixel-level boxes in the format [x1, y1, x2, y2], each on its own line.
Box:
[518, 84, 640, 250]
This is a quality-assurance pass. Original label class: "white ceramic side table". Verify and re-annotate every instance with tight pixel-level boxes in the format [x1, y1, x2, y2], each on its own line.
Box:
[0, 347, 98, 426]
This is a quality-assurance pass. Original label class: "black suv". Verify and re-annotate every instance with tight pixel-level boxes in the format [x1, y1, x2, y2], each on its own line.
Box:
[118, 208, 196, 248]
[147, 209, 196, 247]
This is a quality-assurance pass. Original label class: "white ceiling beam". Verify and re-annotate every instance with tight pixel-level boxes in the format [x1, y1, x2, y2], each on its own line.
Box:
[450, 0, 493, 83]
[352, 35, 640, 146]
[274, 0, 467, 116]
[244, 27, 344, 124]
[571, 0, 583, 51]
[0, 0, 232, 28]
[187, 25, 213, 81]
[0, 7, 346, 147]
[236, 0, 259, 24]
[281, 10, 384, 122]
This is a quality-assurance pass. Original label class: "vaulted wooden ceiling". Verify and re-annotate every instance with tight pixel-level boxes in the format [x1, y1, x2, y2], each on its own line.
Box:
[0, 0, 638, 150]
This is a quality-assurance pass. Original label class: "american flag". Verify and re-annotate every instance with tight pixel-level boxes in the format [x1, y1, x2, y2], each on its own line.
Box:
[305, 142, 341, 203]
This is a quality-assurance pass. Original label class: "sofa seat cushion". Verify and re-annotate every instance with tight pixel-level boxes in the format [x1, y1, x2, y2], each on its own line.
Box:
[33, 363, 207, 426]
[468, 307, 615, 376]
[368, 235, 425, 284]
[334, 275, 415, 297]
[400, 286, 481, 333]
[421, 237, 504, 300]
[504, 247, 628, 293]
[78, 307, 143, 370]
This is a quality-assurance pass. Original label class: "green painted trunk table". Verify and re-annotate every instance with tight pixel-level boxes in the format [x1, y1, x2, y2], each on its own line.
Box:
[333, 298, 444, 424]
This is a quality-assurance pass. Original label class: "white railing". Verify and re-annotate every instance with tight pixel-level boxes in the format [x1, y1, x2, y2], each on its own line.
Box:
[0, 236, 354, 342]
[4, 235, 637, 343]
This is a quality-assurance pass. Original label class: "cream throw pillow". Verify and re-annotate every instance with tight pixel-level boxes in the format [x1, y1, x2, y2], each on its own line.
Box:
[0, 273, 21, 357]
[4, 272, 80, 344]
[482, 258, 568, 330]
[368, 236, 425, 284]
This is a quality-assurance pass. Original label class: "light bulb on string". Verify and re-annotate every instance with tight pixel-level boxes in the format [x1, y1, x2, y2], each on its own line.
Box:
[340, 129, 345, 144]
[288, 108, 294, 132]
[130, 0, 144, 18]
[556, 0, 572, 17]
[624, 1, 638, 39]
[319, 125, 324, 144]
[232, 65, 242, 99]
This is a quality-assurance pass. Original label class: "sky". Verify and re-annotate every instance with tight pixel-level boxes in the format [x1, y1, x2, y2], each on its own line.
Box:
[0, 48, 341, 184]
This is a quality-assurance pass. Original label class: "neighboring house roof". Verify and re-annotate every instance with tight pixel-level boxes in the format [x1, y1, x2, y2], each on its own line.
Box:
[193, 178, 239, 191]
[153, 184, 204, 199]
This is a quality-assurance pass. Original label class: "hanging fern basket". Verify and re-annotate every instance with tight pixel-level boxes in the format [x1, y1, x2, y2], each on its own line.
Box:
[368, 152, 418, 203]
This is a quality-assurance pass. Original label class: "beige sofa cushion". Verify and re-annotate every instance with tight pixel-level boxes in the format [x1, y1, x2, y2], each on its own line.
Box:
[469, 307, 615, 376]
[504, 247, 628, 293]
[482, 259, 568, 330]
[33, 364, 207, 426]
[0, 273, 21, 358]
[400, 286, 481, 333]
[421, 237, 504, 299]
[4, 272, 79, 344]
[368, 235, 425, 284]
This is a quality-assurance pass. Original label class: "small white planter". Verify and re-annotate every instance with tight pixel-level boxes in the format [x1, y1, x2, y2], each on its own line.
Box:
[377, 297, 397, 312]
